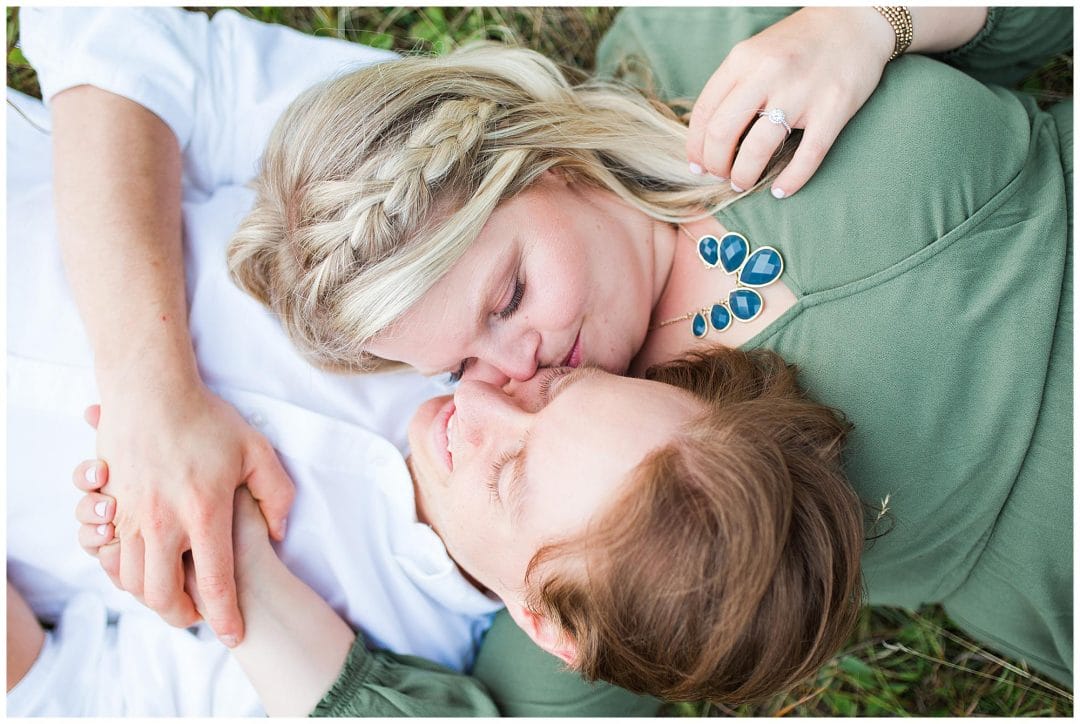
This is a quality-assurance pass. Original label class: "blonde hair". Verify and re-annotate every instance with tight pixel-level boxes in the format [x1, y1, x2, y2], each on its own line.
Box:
[228, 42, 782, 372]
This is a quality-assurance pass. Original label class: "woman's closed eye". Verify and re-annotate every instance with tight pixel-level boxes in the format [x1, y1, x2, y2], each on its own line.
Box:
[447, 277, 525, 383]
[496, 278, 525, 320]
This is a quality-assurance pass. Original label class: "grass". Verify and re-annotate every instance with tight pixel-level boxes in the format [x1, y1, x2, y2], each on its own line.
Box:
[6, 6, 1073, 717]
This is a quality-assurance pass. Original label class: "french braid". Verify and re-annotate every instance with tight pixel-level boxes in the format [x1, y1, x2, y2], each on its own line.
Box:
[228, 42, 794, 372]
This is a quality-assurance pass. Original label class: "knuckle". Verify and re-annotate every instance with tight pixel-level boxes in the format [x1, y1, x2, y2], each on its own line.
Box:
[142, 585, 175, 611]
[728, 40, 750, 63]
[704, 122, 730, 145]
[802, 135, 831, 161]
[190, 504, 217, 531]
[196, 573, 233, 600]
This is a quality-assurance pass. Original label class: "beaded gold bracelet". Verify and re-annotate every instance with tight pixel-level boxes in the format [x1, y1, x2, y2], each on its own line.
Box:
[873, 6, 914, 61]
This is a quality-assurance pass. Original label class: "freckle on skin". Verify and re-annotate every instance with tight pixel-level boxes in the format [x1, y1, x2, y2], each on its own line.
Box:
[161, 315, 168, 322]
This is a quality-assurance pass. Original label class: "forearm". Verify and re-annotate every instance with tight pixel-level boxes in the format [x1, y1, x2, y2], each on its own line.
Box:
[51, 85, 199, 400]
[230, 553, 355, 716]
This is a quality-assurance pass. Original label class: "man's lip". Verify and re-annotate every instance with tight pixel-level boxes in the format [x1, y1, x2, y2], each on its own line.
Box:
[561, 332, 582, 368]
[435, 398, 455, 472]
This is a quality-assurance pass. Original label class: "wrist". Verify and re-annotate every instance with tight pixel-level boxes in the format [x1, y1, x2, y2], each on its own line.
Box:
[94, 341, 202, 403]
[871, 6, 913, 62]
[799, 7, 896, 69]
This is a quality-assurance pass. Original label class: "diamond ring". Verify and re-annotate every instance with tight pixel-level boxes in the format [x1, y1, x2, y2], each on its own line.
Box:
[758, 107, 792, 135]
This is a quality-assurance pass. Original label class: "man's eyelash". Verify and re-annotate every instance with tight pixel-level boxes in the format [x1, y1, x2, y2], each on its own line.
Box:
[487, 450, 515, 502]
[497, 279, 525, 320]
[537, 367, 571, 401]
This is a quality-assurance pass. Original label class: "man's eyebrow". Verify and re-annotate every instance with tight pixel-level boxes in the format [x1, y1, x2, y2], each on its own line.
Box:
[543, 364, 603, 404]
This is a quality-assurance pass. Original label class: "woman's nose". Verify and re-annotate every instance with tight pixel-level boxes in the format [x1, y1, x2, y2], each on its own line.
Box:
[461, 359, 512, 387]
[479, 328, 541, 383]
[452, 380, 529, 451]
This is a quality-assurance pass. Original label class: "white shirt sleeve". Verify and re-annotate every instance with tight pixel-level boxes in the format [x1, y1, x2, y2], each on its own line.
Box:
[19, 7, 396, 191]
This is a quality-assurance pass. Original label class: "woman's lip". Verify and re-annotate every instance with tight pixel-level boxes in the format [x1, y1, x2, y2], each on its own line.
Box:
[435, 398, 455, 472]
[561, 332, 582, 368]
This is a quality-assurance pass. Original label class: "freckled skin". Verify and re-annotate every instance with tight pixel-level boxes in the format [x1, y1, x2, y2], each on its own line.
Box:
[406, 368, 701, 606]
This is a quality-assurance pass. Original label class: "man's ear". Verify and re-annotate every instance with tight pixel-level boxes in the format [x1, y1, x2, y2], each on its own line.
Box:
[505, 600, 578, 666]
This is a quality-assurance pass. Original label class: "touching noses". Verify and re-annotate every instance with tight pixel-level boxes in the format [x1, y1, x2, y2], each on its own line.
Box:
[465, 328, 541, 385]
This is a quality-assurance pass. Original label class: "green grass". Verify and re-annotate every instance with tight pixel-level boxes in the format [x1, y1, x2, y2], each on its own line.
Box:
[6, 7, 1073, 717]
[667, 606, 1072, 716]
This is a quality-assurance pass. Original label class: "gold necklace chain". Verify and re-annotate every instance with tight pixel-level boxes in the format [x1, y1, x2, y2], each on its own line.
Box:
[649, 224, 708, 331]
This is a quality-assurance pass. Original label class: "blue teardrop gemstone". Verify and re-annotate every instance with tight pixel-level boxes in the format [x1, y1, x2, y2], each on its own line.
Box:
[697, 235, 719, 268]
[729, 288, 763, 321]
[691, 311, 708, 338]
[709, 303, 732, 331]
[719, 233, 749, 274]
[739, 246, 784, 287]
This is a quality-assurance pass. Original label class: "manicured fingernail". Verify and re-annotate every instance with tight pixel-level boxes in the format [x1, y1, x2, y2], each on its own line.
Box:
[771, 187, 786, 199]
[688, 162, 703, 175]
[277, 518, 288, 538]
[96, 524, 109, 537]
[94, 501, 108, 518]
[708, 173, 727, 181]
[85, 466, 97, 485]
[221, 634, 239, 648]
[731, 182, 745, 193]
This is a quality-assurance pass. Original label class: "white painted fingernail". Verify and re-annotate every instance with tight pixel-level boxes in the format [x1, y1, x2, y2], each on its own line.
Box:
[731, 182, 745, 193]
[771, 187, 786, 199]
[221, 634, 239, 648]
[688, 162, 703, 175]
[96, 524, 109, 537]
[94, 501, 108, 518]
[278, 518, 288, 538]
[708, 173, 727, 181]
[85, 466, 97, 485]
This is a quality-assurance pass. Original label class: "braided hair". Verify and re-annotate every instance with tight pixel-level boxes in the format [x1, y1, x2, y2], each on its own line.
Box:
[227, 43, 779, 372]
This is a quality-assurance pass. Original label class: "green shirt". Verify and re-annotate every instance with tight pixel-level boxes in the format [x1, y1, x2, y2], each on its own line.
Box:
[598, 5, 1072, 685]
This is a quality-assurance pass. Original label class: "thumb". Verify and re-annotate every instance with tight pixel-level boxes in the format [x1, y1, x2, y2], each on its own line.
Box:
[243, 439, 295, 542]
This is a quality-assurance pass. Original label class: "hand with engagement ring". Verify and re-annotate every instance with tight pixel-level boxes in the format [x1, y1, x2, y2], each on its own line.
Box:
[686, 7, 896, 199]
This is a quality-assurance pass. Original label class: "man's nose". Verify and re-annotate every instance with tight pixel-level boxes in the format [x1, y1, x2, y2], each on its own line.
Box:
[452, 380, 528, 449]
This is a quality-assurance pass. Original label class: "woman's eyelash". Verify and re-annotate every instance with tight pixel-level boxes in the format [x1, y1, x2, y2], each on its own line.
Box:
[497, 279, 525, 320]
[446, 361, 466, 384]
[487, 450, 515, 502]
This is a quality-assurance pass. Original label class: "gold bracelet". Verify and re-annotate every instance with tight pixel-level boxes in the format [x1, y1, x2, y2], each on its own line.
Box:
[873, 6, 914, 61]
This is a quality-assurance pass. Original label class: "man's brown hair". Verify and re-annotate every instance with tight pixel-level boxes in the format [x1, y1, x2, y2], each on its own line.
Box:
[525, 346, 864, 703]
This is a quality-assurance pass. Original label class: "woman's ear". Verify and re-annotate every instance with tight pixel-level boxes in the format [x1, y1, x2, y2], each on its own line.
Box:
[504, 600, 578, 666]
[541, 166, 573, 186]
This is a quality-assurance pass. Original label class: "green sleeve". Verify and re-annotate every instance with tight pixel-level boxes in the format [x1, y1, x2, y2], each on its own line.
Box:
[312, 611, 660, 717]
[311, 633, 498, 717]
[596, 7, 1073, 101]
[469, 609, 661, 716]
[937, 7, 1073, 87]
[594, 7, 798, 99]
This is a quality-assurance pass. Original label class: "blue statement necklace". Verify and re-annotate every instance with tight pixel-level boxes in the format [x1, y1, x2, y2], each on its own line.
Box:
[652, 225, 785, 337]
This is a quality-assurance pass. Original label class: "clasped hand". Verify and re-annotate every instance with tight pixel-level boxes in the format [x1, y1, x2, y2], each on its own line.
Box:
[686, 7, 895, 197]
[72, 384, 294, 647]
